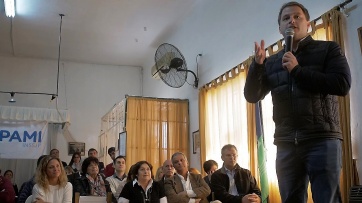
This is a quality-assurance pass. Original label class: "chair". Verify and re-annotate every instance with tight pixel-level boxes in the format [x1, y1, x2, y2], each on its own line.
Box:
[74, 192, 113, 203]
[349, 185, 362, 203]
[25, 195, 32, 203]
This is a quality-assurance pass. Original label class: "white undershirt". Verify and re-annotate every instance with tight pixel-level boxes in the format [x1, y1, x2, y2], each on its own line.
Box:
[224, 166, 238, 196]
[176, 172, 197, 203]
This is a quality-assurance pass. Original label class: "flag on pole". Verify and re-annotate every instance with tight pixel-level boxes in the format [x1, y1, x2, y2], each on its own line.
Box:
[256, 101, 269, 203]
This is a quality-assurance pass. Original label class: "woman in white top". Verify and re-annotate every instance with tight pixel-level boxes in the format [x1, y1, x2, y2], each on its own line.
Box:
[32, 155, 72, 203]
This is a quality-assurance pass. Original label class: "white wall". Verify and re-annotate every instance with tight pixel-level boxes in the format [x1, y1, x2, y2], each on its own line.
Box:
[142, 0, 362, 180]
[0, 55, 142, 164]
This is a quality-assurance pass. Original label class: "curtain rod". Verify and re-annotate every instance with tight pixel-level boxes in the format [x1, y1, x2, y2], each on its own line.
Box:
[125, 94, 189, 101]
[337, 0, 352, 10]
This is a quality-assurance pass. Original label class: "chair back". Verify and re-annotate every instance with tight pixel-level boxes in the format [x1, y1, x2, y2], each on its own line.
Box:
[350, 185, 362, 203]
[25, 195, 33, 203]
[74, 192, 113, 203]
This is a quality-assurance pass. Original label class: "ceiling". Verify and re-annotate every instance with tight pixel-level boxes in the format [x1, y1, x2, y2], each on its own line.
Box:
[0, 0, 196, 67]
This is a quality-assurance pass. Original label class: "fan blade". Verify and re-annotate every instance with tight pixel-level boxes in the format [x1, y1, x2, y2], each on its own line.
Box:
[169, 58, 183, 68]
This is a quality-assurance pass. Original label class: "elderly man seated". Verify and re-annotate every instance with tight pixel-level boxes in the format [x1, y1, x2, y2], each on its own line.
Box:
[164, 152, 210, 203]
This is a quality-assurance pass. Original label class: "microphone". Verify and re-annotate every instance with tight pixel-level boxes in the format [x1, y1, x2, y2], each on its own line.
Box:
[285, 28, 294, 52]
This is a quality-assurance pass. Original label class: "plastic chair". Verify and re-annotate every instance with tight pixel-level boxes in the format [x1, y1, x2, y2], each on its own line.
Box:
[349, 185, 362, 203]
[74, 192, 113, 203]
[25, 195, 33, 203]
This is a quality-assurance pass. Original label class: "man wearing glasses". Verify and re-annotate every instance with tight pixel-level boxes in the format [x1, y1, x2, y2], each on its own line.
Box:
[211, 144, 261, 203]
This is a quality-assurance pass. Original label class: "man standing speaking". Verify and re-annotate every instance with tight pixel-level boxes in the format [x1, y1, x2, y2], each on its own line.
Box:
[244, 1, 351, 203]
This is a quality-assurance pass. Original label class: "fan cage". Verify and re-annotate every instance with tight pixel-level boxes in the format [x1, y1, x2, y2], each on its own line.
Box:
[154, 43, 188, 88]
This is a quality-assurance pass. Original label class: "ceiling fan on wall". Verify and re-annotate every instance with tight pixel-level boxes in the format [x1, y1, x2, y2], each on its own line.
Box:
[152, 43, 198, 88]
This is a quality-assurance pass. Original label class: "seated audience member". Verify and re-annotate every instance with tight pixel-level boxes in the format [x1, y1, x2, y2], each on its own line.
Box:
[88, 148, 105, 174]
[17, 155, 47, 203]
[68, 152, 82, 172]
[3, 170, 19, 197]
[189, 168, 201, 174]
[164, 152, 211, 203]
[118, 161, 167, 203]
[64, 166, 75, 176]
[126, 164, 136, 182]
[157, 159, 175, 193]
[104, 147, 117, 177]
[0, 175, 16, 203]
[106, 155, 127, 201]
[73, 157, 111, 197]
[155, 166, 164, 181]
[202, 160, 218, 202]
[64, 165, 80, 186]
[203, 160, 218, 186]
[161, 159, 175, 181]
[32, 155, 72, 203]
[50, 148, 68, 167]
[211, 144, 261, 203]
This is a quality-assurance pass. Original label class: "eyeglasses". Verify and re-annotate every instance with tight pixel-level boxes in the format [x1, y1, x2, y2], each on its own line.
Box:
[224, 154, 238, 158]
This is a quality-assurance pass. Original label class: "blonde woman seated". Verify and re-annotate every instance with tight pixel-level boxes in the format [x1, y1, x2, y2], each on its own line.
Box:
[154, 166, 164, 181]
[32, 155, 72, 203]
[119, 161, 167, 203]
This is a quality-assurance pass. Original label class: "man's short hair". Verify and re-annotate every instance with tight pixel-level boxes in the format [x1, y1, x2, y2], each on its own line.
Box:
[108, 147, 115, 154]
[88, 148, 97, 154]
[221, 144, 238, 155]
[50, 148, 59, 154]
[113, 155, 126, 164]
[203, 160, 218, 173]
[171, 152, 188, 162]
[278, 1, 310, 25]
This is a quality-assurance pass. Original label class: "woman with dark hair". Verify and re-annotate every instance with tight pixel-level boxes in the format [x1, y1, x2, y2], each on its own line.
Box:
[68, 152, 82, 172]
[31, 155, 72, 203]
[119, 160, 167, 203]
[3, 170, 19, 197]
[73, 157, 112, 197]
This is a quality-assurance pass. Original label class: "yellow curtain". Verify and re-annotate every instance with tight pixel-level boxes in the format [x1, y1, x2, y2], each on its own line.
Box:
[199, 8, 352, 203]
[125, 96, 189, 173]
[322, 9, 354, 203]
[199, 64, 256, 176]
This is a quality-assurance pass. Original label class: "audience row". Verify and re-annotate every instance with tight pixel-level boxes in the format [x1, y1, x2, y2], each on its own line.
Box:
[0, 144, 261, 203]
